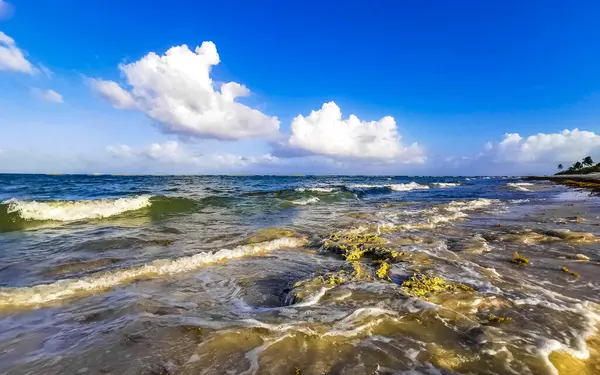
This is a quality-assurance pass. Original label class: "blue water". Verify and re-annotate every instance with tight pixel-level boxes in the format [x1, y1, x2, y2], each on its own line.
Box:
[0, 174, 599, 375]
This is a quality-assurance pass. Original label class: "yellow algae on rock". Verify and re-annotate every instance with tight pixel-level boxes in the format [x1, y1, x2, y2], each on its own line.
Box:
[375, 261, 391, 280]
[488, 314, 512, 323]
[512, 252, 529, 265]
[401, 273, 474, 298]
[560, 266, 580, 278]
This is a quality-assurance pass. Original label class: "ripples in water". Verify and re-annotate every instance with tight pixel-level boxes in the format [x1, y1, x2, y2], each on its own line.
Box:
[0, 175, 599, 375]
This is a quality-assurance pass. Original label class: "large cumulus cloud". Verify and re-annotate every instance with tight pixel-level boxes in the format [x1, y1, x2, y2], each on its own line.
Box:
[92, 42, 280, 141]
[279, 101, 426, 163]
[484, 129, 600, 163]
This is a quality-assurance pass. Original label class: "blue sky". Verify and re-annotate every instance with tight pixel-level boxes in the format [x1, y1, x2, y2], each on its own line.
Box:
[1, 0, 600, 175]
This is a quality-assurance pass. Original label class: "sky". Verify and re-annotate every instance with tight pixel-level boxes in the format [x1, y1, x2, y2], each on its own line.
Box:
[1, 0, 600, 175]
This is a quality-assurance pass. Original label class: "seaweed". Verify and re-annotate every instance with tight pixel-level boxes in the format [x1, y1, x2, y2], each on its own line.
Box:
[375, 261, 391, 281]
[511, 252, 529, 265]
[352, 261, 368, 279]
[488, 314, 512, 324]
[401, 272, 474, 298]
[323, 232, 405, 263]
[560, 266, 580, 278]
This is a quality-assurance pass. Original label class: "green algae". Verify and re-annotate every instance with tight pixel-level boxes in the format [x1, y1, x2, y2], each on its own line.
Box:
[488, 314, 512, 324]
[323, 232, 405, 263]
[375, 261, 391, 280]
[512, 252, 529, 265]
[351, 261, 368, 279]
[246, 228, 296, 244]
[402, 272, 474, 298]
[561, 266, 580, 278]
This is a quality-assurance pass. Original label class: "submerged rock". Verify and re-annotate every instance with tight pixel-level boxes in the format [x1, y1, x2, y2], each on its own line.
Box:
[323, 232, 406, 263]
[245, 228, 296, 244]
[401, 272, 474, 298]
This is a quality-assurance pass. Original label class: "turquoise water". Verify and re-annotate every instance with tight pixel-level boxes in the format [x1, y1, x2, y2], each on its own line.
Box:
[0, 174, 599, 374]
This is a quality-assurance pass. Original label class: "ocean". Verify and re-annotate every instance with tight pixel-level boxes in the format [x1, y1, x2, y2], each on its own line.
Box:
[0, 174, 599, 374]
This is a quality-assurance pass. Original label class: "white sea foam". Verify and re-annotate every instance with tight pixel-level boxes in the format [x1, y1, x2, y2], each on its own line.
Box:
[507, 182, 535, 192]
[295, 187, 336, 193]
[392, 198, 498, 231]
[444, 198, 498, 212]
[290, 196, 320, 205]
[4, 195, 152, 221]
[389, 182, 429, 191]
[0, 237, 307, 309]
[349, 182, 429, 191]
[432, 182, 460, 188]
[349, 184, 384, 189]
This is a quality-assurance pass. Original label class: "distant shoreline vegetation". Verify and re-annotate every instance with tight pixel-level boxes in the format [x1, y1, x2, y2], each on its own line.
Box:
[555, 156, 599, 175]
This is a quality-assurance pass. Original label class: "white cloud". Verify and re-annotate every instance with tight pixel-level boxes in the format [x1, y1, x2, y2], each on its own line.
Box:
[105, 144, 134, 158]
[92, 42, 280, 141]
[31, 88, 64, 103]
[0, 31, 35, 74]
[89, 79, 136, 109]
[484, 128, 600, 163]
[281, 101, 426, 163]
[106, 141, 280, 169]
[39, 64, 53, 78]
[0, 1, 14, 20]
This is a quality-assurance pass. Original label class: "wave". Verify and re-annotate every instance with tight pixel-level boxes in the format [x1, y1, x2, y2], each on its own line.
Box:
[290, 197, 320, 205]
[0, 237, 307, 310]
[389, 182, 429, 191]
[432, 182, 460, 188]
[444, 198, 498, 212]
[295, 187, 337, 193]
[507, 182, 534, 192]
[349, 182, 429, 192]
[377, 198, 500, 232]
[3, 195, 152, 222]
[0, 195, 202, 232]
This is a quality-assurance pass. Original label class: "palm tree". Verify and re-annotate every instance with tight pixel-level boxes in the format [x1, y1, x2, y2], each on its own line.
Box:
[573, 161, 583, 170]
[557, 164, 563, 171]
[582, 156, 594, 167]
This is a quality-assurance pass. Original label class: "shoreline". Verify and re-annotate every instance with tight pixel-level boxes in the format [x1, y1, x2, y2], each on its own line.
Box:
[525, 173, 600, 191]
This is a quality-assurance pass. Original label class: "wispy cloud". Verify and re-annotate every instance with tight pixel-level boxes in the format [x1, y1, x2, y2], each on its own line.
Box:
[0, 31, 36, 74]
[31, 88, 64, 103]
[0, 0, 14, 21]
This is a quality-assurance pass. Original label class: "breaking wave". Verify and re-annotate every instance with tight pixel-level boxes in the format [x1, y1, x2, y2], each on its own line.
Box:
[3, 195, 152, 222]
[507, 182, 534, 192]
[0, 237, 307, 309]
[0, 195, 202, 232]
[432, 182, 460, 188]
[295, 187, 337, 193]
[349, 182, 429, 192]
[290, 196, 320, 205]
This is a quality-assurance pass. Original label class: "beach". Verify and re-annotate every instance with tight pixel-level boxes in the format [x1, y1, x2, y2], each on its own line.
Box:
[1, 174, 600, 374]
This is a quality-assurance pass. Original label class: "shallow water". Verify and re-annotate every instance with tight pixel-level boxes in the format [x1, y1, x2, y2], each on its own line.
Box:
[1, 174, 600, 374]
